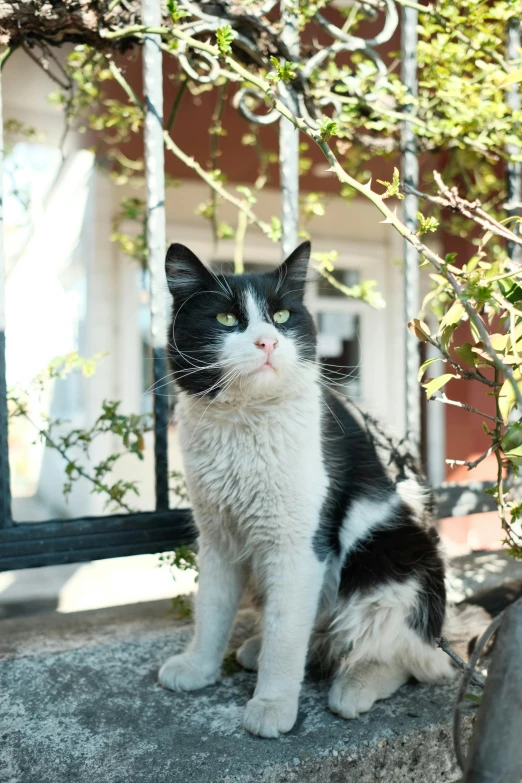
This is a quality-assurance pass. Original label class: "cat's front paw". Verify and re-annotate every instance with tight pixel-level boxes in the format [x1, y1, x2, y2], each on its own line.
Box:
[243, 696, 298, 738]
[158, 653, 219, 692]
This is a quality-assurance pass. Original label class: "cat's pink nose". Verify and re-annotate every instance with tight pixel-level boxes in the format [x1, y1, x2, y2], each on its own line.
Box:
[255, 337, 278, 355]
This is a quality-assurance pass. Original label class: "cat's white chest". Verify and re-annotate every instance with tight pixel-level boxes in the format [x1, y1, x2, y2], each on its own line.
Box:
[176, 391, 327, 552]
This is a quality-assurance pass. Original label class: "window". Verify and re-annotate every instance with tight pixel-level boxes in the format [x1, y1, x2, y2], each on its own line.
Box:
[316, 311, 361, 397]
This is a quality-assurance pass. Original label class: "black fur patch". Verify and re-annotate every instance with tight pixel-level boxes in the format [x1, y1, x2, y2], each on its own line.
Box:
[313, 391, 394, 560]
[338, 502, 446, 642]
[164, 242, 316, 396]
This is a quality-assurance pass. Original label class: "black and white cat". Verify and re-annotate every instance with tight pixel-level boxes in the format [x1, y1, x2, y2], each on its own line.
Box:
[159, 241, 461, 738]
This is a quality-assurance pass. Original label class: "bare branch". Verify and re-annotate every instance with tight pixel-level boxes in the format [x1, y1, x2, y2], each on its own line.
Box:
[431, 394, 501, 424]
[437, 636, 485, 688]
[446, 443, 498, 471]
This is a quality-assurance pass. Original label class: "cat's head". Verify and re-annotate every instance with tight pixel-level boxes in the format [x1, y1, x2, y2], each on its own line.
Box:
[165, 241, 317, 401]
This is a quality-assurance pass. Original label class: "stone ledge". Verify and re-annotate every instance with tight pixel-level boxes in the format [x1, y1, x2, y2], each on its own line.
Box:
[1, 549, 522, 783]
[0, 616, 471, 783]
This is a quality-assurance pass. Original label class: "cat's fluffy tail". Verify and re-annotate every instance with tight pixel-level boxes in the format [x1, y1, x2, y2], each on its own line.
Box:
[443, 603, 492, 660]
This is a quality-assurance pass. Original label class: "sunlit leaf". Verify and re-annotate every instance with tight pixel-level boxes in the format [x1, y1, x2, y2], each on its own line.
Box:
[424, 373, 457, 399]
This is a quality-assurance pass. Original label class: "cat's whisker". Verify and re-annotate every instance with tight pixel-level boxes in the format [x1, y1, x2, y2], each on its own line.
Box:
[171, 288, 232, 368]
[207, 266, 234, 301]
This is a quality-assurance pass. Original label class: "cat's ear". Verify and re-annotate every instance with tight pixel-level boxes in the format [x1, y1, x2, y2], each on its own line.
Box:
[165, 243, 213, 297]
[274, 241, 311, 298]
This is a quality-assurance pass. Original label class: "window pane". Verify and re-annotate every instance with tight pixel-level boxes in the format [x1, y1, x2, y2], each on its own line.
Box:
[316, 312, 361, 397]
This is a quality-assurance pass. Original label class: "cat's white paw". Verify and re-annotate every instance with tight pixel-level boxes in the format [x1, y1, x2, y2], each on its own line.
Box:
[328, 677, 374, 719]
[243, 696, 298, 738]
[328, 662, 407, 719]
[236, 636, 261, 671]
[158, 653, 219, 692]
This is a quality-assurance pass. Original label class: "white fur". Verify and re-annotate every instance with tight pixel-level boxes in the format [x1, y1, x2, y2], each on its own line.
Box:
[160, 291, 455, 737]
[328, 661, 409, 719]
[160, 294, 330, 736]
[329, 579, 454, 679]
[396, 477, 430, 518]
[339, 494, 400, 553]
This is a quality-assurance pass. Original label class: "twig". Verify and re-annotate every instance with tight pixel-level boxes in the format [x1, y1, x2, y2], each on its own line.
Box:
[424, 339, 499, 388]
[108, 58, 274, 238]
[437, 636, 485, 688]
[0, 46, 15, 70]
[21, 412, 135, 514]
[21, 43, 70, 89]
[446, 443, 498, 471]
[166, 80, 187, 132]
[431, 394, 501, 424]
[405, 173, 522, 249]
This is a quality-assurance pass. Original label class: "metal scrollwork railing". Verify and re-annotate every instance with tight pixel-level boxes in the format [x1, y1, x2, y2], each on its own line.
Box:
[174, 0, 401, 131]
[173, 0, 402, 257]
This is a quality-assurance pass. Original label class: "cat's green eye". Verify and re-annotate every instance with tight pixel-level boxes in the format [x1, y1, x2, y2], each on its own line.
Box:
[273, 309, 290, 324]
[216, 312, 238, 327]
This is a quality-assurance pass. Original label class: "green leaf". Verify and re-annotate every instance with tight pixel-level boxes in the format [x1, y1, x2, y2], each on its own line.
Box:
[377, 168, 404, 200]
[166, 0, 188, 22]
[416, 211, 439, 235]
[439, 300, 465, 332]
[489, 333, 509, 351]
[417, 357, 442, 382]
[454, 342, 476, 367]
[441, 323, 458, 353]
[499, 278, 522, 305]
[504, 445, 522, 467]
[268, 216, 282, 242]
[424, 373, 457, 399]
[499, 371, 522, 425]
[501, 422, 522, 452]
[498, 68, 522, 88]
[216, 25, 235, 57]
[267, 57, 297, 84]
[319, 117, 339, 142]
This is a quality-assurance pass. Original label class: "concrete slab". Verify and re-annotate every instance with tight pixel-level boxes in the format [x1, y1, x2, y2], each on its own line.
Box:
[0, 604, 471, 783]
[2, 549, 522, 783]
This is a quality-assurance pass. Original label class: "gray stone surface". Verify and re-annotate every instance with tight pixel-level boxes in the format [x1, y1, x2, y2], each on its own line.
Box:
[2, 549, 522, 783]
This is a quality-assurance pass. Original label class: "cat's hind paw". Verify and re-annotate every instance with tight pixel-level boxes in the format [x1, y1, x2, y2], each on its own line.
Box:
[236, 636, 261, 671]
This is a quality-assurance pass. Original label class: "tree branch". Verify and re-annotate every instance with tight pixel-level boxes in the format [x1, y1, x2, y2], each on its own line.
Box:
[437, 636, 485, 688]
[108, 58, 274, 238]
[431, 394, 501, 424]
[446, 444, 498, 471]
[20, 411, 135, 514]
